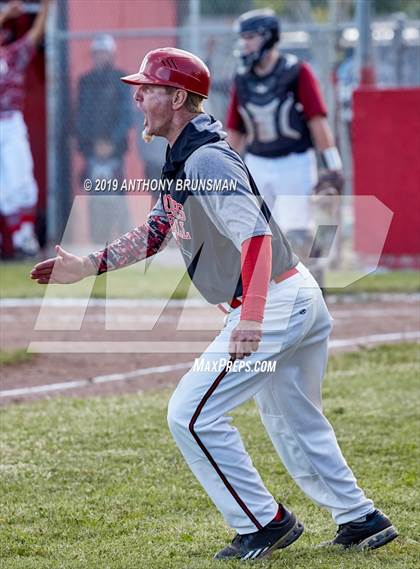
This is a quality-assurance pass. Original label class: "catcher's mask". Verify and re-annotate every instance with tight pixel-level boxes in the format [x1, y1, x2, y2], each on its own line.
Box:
[234, 8, 280, 73]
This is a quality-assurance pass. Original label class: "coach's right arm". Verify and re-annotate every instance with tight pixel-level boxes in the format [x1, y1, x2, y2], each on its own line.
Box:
[30, 203, 171, 284]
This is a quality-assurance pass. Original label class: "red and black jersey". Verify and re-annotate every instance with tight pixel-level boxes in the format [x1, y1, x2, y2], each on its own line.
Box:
[90, 114, 297, 305]
[226, 53, 327, 158]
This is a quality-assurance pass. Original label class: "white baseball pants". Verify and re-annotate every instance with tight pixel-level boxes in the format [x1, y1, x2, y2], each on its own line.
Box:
[167, 263, 373, 534]
[0, 111, 38, 215]
[245, 149, 318, 233]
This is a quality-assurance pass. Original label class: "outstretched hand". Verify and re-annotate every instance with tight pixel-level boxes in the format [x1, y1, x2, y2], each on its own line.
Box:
[30, 245, 95, 285]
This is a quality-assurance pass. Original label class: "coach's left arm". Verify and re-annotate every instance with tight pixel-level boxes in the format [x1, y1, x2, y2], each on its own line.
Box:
[229, 234, 271, 360]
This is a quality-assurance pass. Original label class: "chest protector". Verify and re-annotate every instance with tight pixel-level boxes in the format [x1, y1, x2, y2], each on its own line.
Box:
[235, 54, 313, 158]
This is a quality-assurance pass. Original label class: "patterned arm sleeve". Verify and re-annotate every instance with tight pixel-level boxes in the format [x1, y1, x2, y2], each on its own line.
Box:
[88, 215, 171, 275]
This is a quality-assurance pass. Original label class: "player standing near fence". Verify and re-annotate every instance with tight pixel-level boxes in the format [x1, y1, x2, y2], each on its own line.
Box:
[227, 9, 344, 286]
[31, 47, 397, 561]
[0, 0, 51, 258]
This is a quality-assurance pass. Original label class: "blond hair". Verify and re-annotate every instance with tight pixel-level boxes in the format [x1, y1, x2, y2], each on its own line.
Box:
[165, 86, 205, 113]
[184, 92, 205, 113]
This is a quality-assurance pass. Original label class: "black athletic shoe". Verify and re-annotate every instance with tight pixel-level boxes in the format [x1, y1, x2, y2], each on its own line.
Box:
[322, 509, 398, 551]
[214, 505, 304, 561]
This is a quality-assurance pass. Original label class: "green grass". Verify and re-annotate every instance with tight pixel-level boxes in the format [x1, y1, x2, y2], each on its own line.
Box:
[0, 349, 34, 367]
[1, 343, 419, 568]
[325, 270, 420, 294]
[1, 261, 419, 299]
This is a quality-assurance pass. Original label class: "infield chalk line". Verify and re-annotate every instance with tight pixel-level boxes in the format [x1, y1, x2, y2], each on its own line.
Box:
[0, 362, 193, 398]
[26, 329, 420, 354]
[328, 330, 420, 347]
[1, 330, 419, 399]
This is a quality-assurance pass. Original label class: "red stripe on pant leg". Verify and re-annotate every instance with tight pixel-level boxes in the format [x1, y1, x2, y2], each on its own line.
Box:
[188, 361, 263, 531]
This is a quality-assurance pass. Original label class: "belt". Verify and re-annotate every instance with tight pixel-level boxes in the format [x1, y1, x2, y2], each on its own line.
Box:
[217, 266, 299, 314]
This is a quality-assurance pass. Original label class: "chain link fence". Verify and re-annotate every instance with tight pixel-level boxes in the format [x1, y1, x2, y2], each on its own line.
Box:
[45, 0, 420, 268]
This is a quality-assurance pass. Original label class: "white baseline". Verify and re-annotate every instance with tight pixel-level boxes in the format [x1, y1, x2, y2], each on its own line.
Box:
[1, 330, 419, 399]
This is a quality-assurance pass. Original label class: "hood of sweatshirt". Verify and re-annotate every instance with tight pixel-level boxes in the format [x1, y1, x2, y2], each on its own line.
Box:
[162, 113, 227, 180]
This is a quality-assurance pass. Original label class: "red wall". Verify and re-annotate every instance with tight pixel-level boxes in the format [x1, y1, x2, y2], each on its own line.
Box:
[353, 88, 420, 268]
[25, 44, 46, 211]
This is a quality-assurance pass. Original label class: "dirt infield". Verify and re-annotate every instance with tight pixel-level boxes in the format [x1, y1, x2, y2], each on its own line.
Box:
[1, 295, 419, 404]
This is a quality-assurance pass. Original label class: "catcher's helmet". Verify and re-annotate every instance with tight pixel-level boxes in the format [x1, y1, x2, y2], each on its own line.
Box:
[234, 8, 280, 72]
[121, 47, 211, 98]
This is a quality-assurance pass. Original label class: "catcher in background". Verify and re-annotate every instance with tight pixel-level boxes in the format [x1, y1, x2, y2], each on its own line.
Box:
[227, 8, 343, 287]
